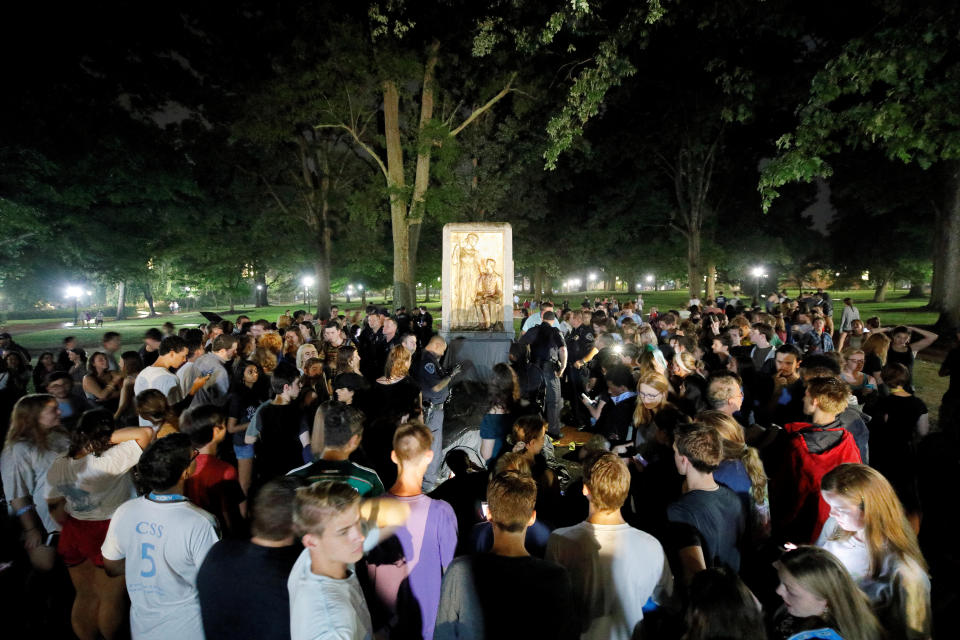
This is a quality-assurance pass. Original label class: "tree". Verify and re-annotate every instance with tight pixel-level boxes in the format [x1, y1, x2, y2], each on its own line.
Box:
[760, 0, 960, 328]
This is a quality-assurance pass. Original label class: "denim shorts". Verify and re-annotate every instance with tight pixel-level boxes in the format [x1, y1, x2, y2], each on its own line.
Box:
[233, 443, 255, 460]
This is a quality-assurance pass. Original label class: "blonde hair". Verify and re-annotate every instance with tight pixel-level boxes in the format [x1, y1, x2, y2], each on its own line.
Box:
[5, 394, 61, 451]
[296, 343, 319, 371]
[583, 452, 630, 512]
[392, 422, 432, 461]
[861, 333, 890, 366]
[821, 464, 927, 577]
[697, 410, 767, 504]
[494, 452, 531, 476]
[384, 345, 411, 379]
[251, 347, 278, 374]
[292, 480, 360, 537]
[633, 371, 671, 427]
[775, 546, 883, 640]
[257, 332, 283, 354]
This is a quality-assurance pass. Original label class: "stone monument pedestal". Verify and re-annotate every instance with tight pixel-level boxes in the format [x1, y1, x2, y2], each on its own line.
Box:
[441, 222, 514, 384]
[440, 330, 513, 383]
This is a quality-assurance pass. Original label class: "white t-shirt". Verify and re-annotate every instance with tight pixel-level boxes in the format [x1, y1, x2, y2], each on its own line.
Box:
[546, 521, 674, 640]
[816, 517, 870, 581]
[101, 496, 219, 640]
[0, 433, 70, 533]
[134, 366, 183, 426]
[287, 548, 372, 640]
[46, 440, 142, 521]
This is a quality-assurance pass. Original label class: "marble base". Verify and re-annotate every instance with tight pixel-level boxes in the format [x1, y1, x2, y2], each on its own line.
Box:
[440, 330, 514, 384]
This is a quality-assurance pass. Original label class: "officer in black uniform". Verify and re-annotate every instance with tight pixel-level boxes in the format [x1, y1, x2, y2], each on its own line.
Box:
[416, 305, 434, 346]
[564, 309, 597, 429]
[358, 306, 386, 382]
[416, 335, 462, 491]
[519, 310, 567, 438]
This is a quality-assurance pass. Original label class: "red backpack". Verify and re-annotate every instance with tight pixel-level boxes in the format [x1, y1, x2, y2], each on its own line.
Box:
[775, 422, 862, 542]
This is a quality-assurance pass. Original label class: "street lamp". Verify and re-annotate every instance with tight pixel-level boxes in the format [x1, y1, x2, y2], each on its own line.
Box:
[301, 275, 314, 307]
[751, 267, 766, 304]
[65, 286, 82, 326]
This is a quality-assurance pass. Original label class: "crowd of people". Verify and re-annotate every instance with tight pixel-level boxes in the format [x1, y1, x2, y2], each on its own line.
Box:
[0, 289, 958, 640]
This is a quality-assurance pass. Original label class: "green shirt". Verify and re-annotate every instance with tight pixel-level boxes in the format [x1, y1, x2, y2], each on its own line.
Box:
[287, 458, 385, 496]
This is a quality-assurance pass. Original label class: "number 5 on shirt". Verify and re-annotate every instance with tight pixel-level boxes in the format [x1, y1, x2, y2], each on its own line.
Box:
[140, 543, 156, 577]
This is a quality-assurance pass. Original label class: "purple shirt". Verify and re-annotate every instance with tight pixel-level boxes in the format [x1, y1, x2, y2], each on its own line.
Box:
[365, 493, 457, 639]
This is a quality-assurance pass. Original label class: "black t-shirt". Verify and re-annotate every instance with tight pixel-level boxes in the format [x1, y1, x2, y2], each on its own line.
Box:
[863, 352, 884, 378]
[521, 323, 565, 363]
[197, 539, 301, 640]
[254, 403, 306, 484]
[887, 347, 916, 391]
[667, 485, 745, 572]
[870, 394, 927, 461]
[461, 554, 577, 639]
[228, 386, 265, 447]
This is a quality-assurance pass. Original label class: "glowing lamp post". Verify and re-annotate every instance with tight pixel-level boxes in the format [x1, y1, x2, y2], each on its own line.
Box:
[65, 286, 82, 326]
[751, 267, 767, 304]
[301, 275, 314, 308]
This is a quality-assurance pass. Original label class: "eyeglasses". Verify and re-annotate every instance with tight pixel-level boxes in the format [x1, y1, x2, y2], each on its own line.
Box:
[638, 391, 663, 400]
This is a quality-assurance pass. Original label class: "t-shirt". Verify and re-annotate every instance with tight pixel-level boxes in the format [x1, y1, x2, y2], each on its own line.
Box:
[816, 517, 870, 581]
[0, 433, 70, 533]
[228, 386, 264, 447]
[287, 548, 372, 640]
[101, 495, 220, 640]
[46, 440, 142, 520]
[248, 403, 307, 484]
[184, 454, 245, 531]
[666, 485, 744, 572]
[435, 554, 577, 640]
[364, 493, 457, 639]
[135, 366, 184, 426]
[287, 458, 384, 497]
[546, 522, 674, 640]
[197, 539, 301, 640]
[478, 413, 511, 462]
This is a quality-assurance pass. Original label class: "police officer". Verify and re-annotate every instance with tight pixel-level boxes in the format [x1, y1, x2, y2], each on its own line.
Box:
[416, 336, 463, 491]
[519, 310, 567, 438]
[565, 309, 598, 429]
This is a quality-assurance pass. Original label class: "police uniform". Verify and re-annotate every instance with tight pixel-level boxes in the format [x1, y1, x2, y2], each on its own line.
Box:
[520, 322, 566, 437]
[564, 324, 595, 428]
[417, 350, 450, 491]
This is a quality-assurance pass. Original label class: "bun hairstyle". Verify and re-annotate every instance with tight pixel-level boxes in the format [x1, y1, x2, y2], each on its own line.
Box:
[69, 409, 117, 458]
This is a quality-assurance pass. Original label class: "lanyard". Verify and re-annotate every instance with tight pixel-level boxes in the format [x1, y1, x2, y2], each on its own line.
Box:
[147, 492, 188, 503]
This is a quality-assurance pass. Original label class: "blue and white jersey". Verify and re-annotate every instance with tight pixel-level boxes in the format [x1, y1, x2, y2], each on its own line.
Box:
[102, 495, 219, 640]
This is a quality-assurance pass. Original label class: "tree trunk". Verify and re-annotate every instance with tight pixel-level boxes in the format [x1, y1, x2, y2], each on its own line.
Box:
[115, 281, 126, 320]
[229, 295, 235, 313]
[934, 161, 960, 330]
[687, 231, 702, 300]
[405, 42, 440, 309]
[873, 278, 889, 302]
[424, 281, 431, 302]
[906, 282, 925, 298]
[143, 283, 157, 316]
[383, 80, 414, 310]
[705, 263, 717, 301]
[316, 169, 334, 320]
